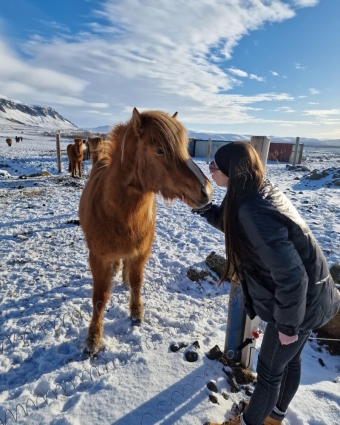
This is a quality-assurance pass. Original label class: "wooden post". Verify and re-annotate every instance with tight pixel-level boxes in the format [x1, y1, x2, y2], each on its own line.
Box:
[250, 136, 271, 173]
[206, 138, 212, 164]
[292, 137, 300, 166]
[298, 143, 304, 164]
[56, 131, 62, 173]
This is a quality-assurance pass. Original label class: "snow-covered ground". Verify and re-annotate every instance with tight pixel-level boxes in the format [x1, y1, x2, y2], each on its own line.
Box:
[0, 132, 339, 425]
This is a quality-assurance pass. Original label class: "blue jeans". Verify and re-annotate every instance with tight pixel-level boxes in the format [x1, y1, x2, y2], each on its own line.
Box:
[243, 322, 311, 425]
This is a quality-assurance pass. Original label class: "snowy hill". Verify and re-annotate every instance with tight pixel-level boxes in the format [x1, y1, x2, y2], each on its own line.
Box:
[0, 96, 77, 129]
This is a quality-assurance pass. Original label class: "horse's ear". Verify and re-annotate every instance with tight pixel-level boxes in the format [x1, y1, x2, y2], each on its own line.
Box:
[172, 112, 178, 119]
[132, 107, 142, 129]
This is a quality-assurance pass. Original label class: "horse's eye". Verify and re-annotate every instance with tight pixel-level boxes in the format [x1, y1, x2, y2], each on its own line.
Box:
[155, 147, 164, 155]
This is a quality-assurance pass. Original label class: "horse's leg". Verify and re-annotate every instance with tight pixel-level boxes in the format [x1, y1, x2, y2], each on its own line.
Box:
[126, 255, 147, 324]
[112, 260, 121, 277]
[78, 160, 82, 178]
[122, 259, 129, 287]
[86, 252, 114, 353]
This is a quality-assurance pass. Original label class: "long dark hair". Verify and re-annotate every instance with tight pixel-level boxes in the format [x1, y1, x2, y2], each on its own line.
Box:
[219, 142, 264, 282]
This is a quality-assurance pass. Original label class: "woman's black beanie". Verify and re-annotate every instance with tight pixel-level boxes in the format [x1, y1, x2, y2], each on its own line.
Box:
[214, 142, 243, 177]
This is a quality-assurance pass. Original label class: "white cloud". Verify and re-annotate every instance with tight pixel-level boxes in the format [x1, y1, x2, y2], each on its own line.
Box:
[228, 67, 248, 77]
[295, 62, 307, 70]
[270, 71, 279, 76]
[274, 106, 295, 113]
[309, 88, 321, 95]
[308, 102, 319, 104]
[303, 109, 340, 116]
[249, 74, 265, 82]
[293, 0, 319, 7]
[0, 0, 320, 127]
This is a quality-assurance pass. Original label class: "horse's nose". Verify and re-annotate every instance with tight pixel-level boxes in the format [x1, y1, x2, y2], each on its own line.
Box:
[201, 185, 212, 204]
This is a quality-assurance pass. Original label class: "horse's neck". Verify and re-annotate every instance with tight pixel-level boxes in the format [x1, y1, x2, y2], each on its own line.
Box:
[75, 144, 82, 156]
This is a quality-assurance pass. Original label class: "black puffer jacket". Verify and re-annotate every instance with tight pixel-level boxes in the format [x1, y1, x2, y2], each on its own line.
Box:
[202, 181, 340, 336]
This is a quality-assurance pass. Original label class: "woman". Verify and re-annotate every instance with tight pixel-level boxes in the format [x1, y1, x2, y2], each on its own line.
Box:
[193, 142, 340, 425]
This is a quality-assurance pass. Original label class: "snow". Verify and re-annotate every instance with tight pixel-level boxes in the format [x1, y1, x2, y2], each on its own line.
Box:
[0, 131, 339, 425]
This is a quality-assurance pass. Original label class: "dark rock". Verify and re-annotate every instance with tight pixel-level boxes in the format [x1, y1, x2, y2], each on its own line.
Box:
[186, 267, 215, 283]
[223, 369, 240, 393]
[314, 309, 340, 356]
[206, 344, 223, 361]
[193, 340, 200, 349]
[207, 381, 218, 393]
[208, 394, 219, 404]
[222, 391, 229, 400]
[185, 351, 198, 362]
[66, 219, 80, 225]
[170, 343, 187, 352]
[318, 358, 325, 367]
[205, 251, 226, 278]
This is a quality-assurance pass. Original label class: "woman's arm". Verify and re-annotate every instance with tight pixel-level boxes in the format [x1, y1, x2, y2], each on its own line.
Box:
[192, 203, 224, 232]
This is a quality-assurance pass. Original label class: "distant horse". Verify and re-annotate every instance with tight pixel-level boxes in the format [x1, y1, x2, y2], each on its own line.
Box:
[87, 136, 110, 167]
[67, 138, 84, 177]
[20, 137, 23, 141]
[15, 136, 20, 143]
[6, 138, 12, 147]
[82, 139, 90, 160]
[79, 108, 213, 354]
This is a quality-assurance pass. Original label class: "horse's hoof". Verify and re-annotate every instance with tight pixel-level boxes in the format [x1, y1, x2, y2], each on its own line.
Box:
[131, 317, 142, 326]
[83, 346, 101, 359]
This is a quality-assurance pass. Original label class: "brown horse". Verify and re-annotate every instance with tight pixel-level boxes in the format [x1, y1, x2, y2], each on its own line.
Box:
[79, 108, 213, 354]
[67, 138, 84, 177]
[87, 136, 110, 167]
[6, 138, 12, 147]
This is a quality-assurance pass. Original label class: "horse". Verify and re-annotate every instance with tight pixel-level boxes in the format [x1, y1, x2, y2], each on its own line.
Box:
[82, 139, 90, 160]
[15, 136, 20, 143]
[67, 138, 84, 177]
[87, 136, 110, 167]
[79, 108, 213, 354]
[20, 137, 23, 141]
[6, 138, 12, 147]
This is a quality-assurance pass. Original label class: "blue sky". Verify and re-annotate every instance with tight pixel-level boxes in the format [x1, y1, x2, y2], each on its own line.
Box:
[0, 0, 339, 138]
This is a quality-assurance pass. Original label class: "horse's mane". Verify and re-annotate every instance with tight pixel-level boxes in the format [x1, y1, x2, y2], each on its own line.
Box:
[107, 110, 188, 165]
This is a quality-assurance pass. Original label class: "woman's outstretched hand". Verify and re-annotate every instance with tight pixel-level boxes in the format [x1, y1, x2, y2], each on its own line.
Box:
[279, 331, 298, 345]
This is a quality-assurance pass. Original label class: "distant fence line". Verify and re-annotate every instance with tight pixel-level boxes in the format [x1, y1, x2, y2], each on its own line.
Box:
[189, 138, 304, 164]
[52, 133, 303, 164]
[44, 130, 108, 139]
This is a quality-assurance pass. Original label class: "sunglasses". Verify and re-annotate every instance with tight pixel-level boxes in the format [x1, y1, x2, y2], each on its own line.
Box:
[209, 160, 219, 172]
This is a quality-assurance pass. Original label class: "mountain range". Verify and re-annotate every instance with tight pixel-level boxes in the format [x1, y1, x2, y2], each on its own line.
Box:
[0, 96, 77, 129]
[0, 95, 339, 146]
